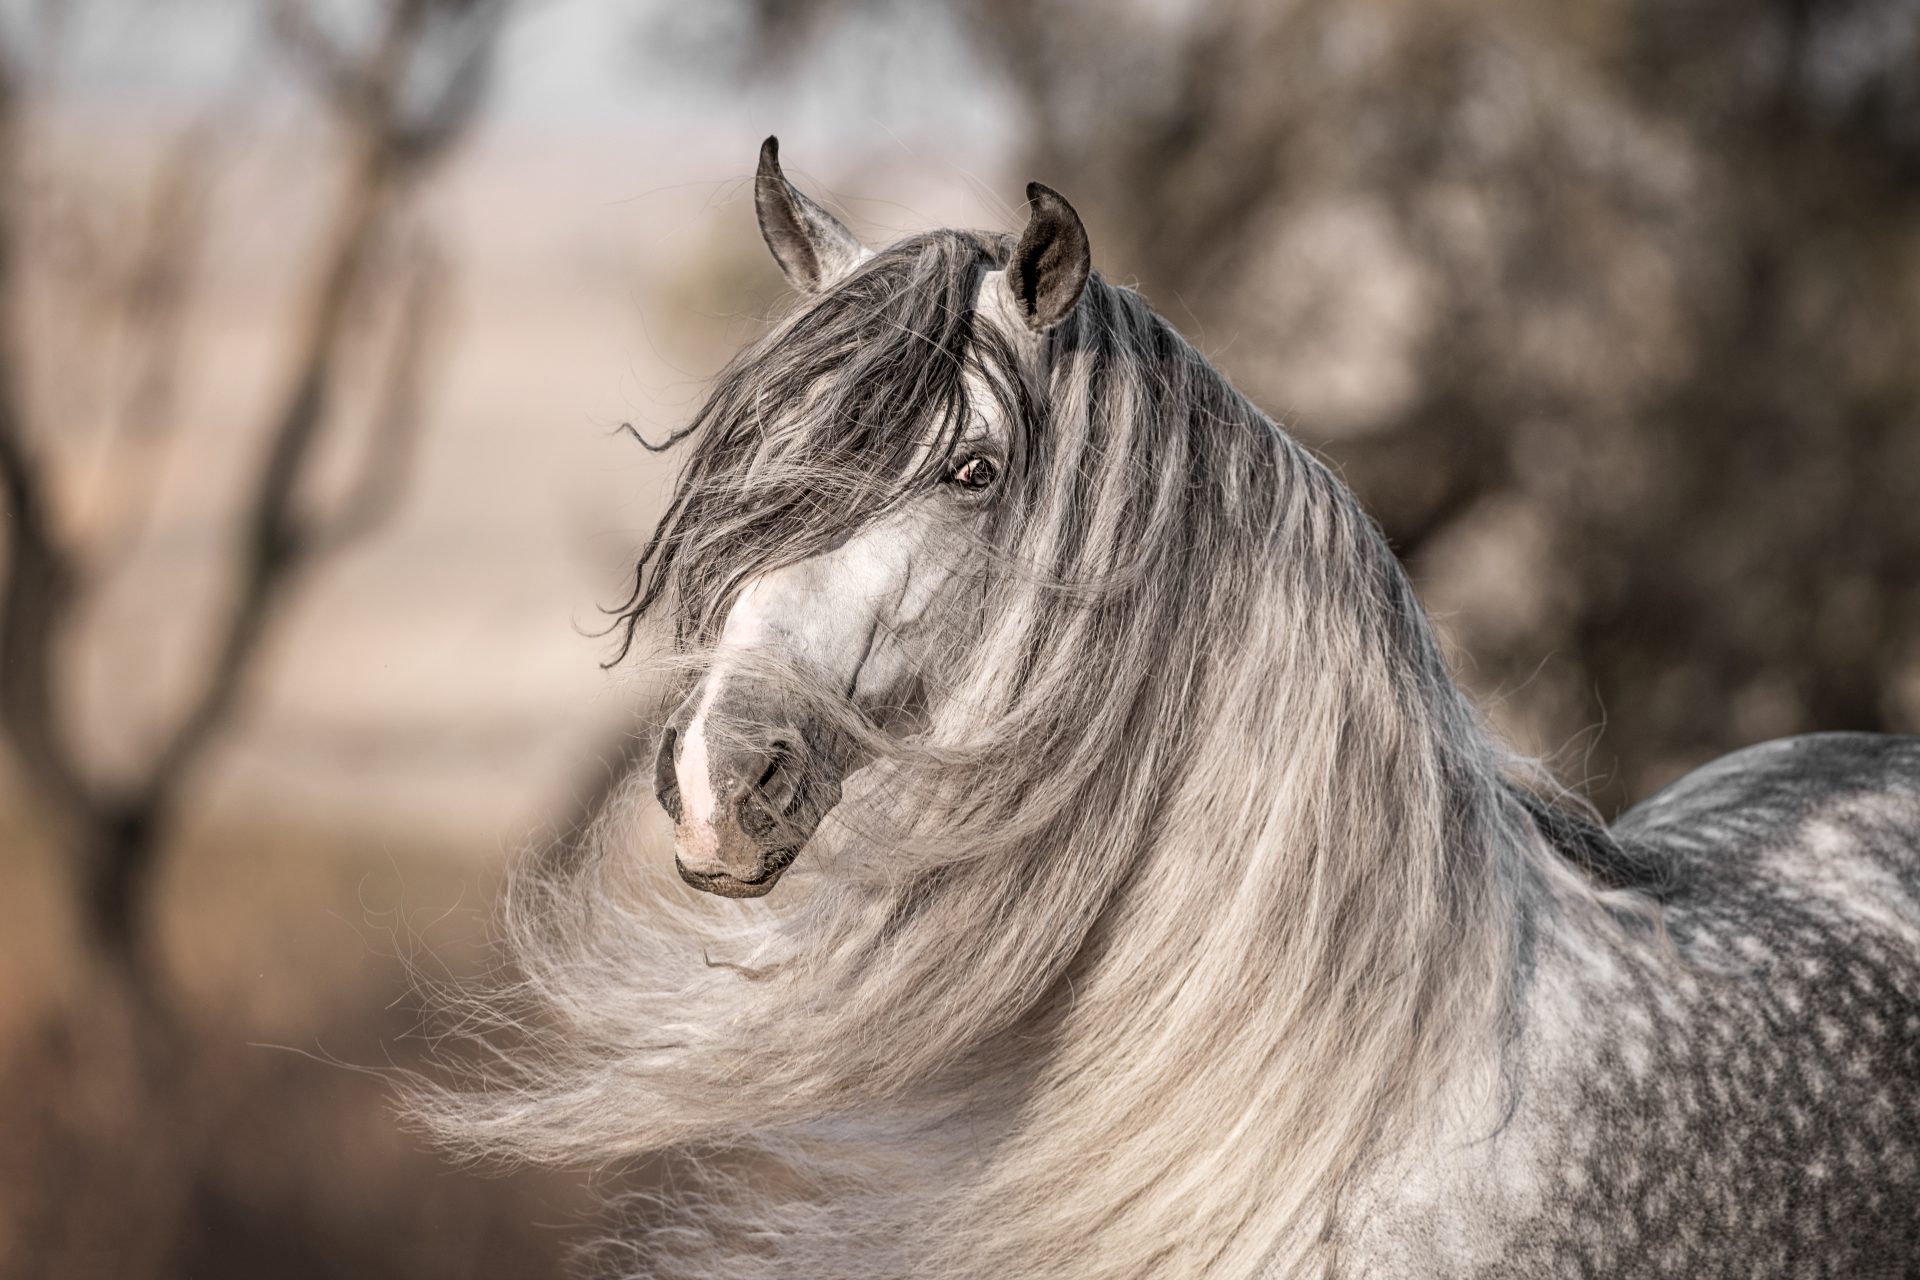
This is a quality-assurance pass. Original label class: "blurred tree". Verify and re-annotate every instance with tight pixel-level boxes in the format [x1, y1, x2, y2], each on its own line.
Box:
[643, 0, 1920, 810]
[0, 0, 511, 1001]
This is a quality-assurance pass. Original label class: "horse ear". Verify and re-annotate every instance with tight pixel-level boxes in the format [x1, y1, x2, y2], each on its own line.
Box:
[1006, 181, 1090, 331]
[755, 136, 869, 294]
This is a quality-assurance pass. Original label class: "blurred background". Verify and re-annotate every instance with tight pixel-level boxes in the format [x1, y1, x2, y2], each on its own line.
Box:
[1, 0, 1916, 1274]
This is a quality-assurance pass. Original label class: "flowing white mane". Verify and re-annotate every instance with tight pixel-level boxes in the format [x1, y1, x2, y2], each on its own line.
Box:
[410, 227, 1653, 1278]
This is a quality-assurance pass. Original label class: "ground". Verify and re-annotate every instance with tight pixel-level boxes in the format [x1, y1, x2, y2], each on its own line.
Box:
[0, 801, 591, 1279]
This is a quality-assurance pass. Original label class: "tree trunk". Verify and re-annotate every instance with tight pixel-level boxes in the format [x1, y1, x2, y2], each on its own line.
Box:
[78, 799, 168, 1006]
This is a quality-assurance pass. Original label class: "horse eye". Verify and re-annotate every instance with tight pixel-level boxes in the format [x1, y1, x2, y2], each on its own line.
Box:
[948, 456, 998, 490]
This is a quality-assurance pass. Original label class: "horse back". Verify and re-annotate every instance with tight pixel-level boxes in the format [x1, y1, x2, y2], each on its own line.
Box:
[1620, 731, 1920, 894]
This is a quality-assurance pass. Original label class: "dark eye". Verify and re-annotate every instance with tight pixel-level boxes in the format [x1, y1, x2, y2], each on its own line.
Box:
[948, 455, 999, 490]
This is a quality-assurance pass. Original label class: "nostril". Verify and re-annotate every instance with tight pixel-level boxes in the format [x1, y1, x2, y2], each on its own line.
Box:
[760, 741, 803, 808]
[756, 740, 792, 791]
[738, 741, 806, 841]
[654, 727, 683, 821]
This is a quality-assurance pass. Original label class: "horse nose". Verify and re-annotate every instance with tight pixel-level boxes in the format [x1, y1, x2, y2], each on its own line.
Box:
[657, 714, 802, 872]
[654, 696, 846, 897]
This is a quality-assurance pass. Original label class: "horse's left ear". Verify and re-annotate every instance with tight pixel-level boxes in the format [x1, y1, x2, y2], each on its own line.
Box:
[755, 136, 870, 293]
[1006, 181, 1090, 331]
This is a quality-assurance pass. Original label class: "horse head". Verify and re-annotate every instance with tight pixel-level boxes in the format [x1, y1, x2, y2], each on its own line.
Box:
[650, 138, 1091, 897]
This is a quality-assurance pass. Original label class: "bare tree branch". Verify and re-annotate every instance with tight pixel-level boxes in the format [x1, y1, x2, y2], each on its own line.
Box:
[0, 0, 511, 992]
[309, 234, 450, 553]
[268, 0, 400, 128]
[394, 0, 510, 165]
[137, 0, 505, 810]
[0, 52, 90, 827]
[86, 119, 222, 570]
[130, 157, 389, 807]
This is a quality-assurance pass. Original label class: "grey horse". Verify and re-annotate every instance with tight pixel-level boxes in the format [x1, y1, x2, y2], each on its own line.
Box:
[421, 140, 1920, 1279]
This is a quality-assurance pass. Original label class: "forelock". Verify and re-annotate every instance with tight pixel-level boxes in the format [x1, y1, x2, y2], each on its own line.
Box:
[607, 229, 1025, 649]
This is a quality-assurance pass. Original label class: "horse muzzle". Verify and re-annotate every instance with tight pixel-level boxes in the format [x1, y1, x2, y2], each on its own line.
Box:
[654, 704, 844, 898]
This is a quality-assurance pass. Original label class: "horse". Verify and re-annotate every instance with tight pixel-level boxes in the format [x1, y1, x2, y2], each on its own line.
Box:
[414, 138, 1920, 1278]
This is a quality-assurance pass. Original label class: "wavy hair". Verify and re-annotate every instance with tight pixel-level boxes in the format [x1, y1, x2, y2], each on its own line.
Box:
[409, 227, 1663, 1278]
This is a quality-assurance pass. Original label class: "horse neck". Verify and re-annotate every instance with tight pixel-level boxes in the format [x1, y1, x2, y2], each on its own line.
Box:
[922, 427, 1537, 1277]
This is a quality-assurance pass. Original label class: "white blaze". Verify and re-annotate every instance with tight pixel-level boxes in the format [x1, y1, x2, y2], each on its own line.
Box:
[674, 583, 774, 856]
[675, 672, 727, 855]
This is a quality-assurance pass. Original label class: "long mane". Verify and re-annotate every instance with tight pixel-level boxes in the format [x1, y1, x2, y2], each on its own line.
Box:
[410, 230, 1663, 1278]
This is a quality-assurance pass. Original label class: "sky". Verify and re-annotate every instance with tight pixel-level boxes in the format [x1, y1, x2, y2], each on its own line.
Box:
[11, 0, 1012, 147]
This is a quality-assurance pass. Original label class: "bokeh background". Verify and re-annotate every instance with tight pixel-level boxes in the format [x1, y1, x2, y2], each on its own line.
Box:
[2, 0, 1916, 1275]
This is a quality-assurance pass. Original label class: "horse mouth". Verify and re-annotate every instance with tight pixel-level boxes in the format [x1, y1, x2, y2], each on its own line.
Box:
[674, 844, 803, 898]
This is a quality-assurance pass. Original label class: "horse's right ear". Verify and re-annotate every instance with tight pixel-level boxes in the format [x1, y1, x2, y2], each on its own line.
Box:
[1006, 182, 1090, 331]
[755, 137, 870, 294]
